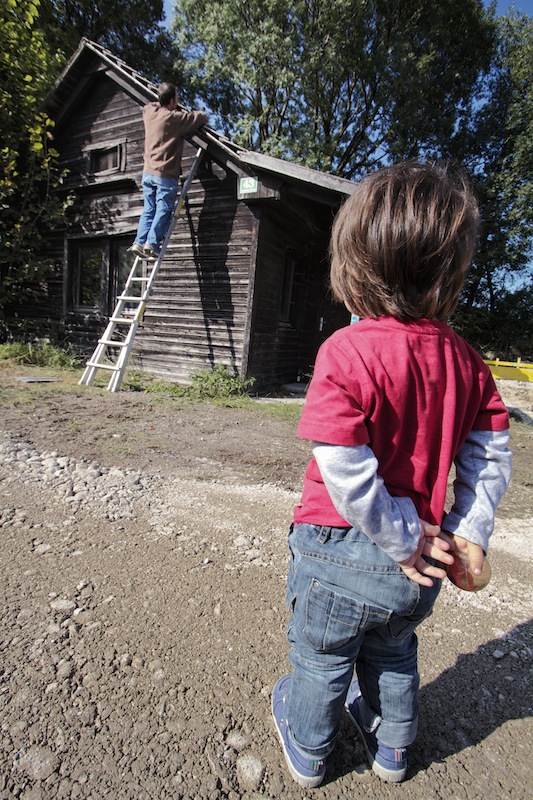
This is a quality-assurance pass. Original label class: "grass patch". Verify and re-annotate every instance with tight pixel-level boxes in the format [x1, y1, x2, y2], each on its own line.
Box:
[189, 363, 256, 399]
[122, 364, 256, 401]
[251, 400, 304, 425]
[0, 341, 83, 370]
[0, 350, 305, 424]
[121, 366, 304, 423]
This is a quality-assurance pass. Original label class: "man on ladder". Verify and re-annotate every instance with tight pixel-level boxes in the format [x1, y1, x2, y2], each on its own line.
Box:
[78, 82, 207, 393]
[129, 82, 208, 260]
[79, 144, 204, 392]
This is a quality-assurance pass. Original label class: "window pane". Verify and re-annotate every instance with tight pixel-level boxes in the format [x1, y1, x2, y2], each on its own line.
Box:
[280, 257, 296, 323]
[117, 244, 142, 308]
[78, 247, 102, 306]
[117, 245, 132, 293]
[91, 147, 119, 173]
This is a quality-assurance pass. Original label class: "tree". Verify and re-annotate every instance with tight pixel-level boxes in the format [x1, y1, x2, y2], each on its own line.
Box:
[0, 0, 67, 328]
[173, 0, 531, 357]
[172, 0, 494, 177]
[38, 0, 175, 81]
[451, 10, 533, 355]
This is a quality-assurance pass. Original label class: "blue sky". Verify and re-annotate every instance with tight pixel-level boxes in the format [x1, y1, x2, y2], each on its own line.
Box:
[495, 0, 533, 12]
[493, 0, 533, 12]
[162, 0, 533, 26]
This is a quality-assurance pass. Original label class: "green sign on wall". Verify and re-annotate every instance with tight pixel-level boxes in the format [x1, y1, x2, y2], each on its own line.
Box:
[240, 176, 258, 194]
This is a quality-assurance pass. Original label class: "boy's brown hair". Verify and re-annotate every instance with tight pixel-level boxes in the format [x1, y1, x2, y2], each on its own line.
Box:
[330, 161, 480, 321]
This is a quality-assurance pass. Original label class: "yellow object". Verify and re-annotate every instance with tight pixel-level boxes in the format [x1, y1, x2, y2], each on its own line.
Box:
[484, 359, 533, 383]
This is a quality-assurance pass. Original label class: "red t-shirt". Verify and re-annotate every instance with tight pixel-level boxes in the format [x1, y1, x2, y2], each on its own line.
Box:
[295, 318, 509, 527]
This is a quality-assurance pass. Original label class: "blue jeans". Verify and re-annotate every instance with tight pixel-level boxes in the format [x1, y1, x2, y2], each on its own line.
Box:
[134, 174, 179, 253]
[284, 523, 441, 758]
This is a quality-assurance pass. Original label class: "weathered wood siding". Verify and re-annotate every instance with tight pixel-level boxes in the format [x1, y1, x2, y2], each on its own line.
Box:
[55, 75, 144, 237]
[133, 155, 254, 383]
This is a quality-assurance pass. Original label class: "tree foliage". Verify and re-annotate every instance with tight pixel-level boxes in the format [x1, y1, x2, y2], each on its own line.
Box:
[172, 0, 494, 176]
[173, 0, 532, 357]
[38, 0, 175, 80]
[0, 0, 67, 323]
[451, 10, 533, 354]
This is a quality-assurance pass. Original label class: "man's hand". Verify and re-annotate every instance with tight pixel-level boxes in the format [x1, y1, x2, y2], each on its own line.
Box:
[399, 520, 454, 587]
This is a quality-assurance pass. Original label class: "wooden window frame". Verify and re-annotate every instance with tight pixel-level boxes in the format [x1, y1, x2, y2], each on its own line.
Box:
[86, 140, 126, 177]
[66, 236, 132, 316]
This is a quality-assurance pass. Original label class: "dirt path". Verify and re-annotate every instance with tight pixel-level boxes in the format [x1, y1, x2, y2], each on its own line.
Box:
[0, 371, 531, 800]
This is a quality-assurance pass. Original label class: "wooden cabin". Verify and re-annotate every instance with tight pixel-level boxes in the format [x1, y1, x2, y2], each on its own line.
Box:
[34, 39, 356, 391]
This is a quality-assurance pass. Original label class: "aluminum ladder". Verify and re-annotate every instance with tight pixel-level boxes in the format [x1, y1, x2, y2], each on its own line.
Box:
[79, 147, 204, 392]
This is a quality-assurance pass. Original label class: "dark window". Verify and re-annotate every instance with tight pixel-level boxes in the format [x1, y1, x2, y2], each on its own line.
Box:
[110, 240, 140, 309]
[72, 243, 105, 309]
[68, 237, 132, 315]
[114, 241, 132, 295]
[90, 144, 122, 174]
[280, 254, 296, 325]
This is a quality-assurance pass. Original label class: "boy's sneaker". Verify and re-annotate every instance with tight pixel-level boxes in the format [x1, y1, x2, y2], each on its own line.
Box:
[272, 675, 326, 788]
[345, 679, 407, 782]
[128, 241, 145, 257]
[143, 244, 159, 261]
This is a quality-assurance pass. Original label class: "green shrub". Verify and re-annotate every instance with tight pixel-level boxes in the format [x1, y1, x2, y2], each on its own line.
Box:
[189, 364, 256, 399]
[0, 341, 82, 369]
[122, 364, 255, 401]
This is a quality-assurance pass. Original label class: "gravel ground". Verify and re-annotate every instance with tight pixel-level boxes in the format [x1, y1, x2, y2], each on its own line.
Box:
[0, 371, 531, 800]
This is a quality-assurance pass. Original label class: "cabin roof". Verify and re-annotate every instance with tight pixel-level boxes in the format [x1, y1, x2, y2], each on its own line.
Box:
[46, 38, 356, 204]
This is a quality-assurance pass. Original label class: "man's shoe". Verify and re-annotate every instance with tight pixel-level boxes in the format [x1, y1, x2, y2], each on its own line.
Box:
[128, 242, 145, 257]
[345, 679, 407, 782]
[143, 244, 159, 261]
[272, 675, 326, 789]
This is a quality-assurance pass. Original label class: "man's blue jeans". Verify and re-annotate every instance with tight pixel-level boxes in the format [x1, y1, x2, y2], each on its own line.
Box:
[134, 173, 179, 254]
[284, 523, 441, 759]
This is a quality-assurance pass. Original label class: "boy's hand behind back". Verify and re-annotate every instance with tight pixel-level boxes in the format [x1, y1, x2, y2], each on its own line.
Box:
[399, 520, 454, 587]
[446, 533, 485, 576]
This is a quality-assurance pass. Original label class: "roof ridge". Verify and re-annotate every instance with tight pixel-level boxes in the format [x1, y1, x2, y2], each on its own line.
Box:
[82, 38, 158, 97]
[48, 39, 354, 198]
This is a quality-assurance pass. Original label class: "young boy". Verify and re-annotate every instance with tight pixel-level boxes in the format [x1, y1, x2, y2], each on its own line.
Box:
[272, 161, 512, 789]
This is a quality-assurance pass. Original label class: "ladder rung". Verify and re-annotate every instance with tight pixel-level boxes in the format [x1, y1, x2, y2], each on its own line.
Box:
[111, 315, 136, 323]
[130, 277, 150, 282]
[85, 362, 118, 371]
[119, 295, 144, 302]
[98, 338, 128, 347]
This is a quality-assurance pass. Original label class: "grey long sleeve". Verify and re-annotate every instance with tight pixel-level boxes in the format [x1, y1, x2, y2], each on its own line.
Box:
[313, 428, 511, 562]
[312, 442, 422, 563]
[442, 429, 511, 552]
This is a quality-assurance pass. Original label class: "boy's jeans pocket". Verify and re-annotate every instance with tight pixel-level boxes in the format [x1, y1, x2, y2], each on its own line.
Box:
[302, 578, 390, 651]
